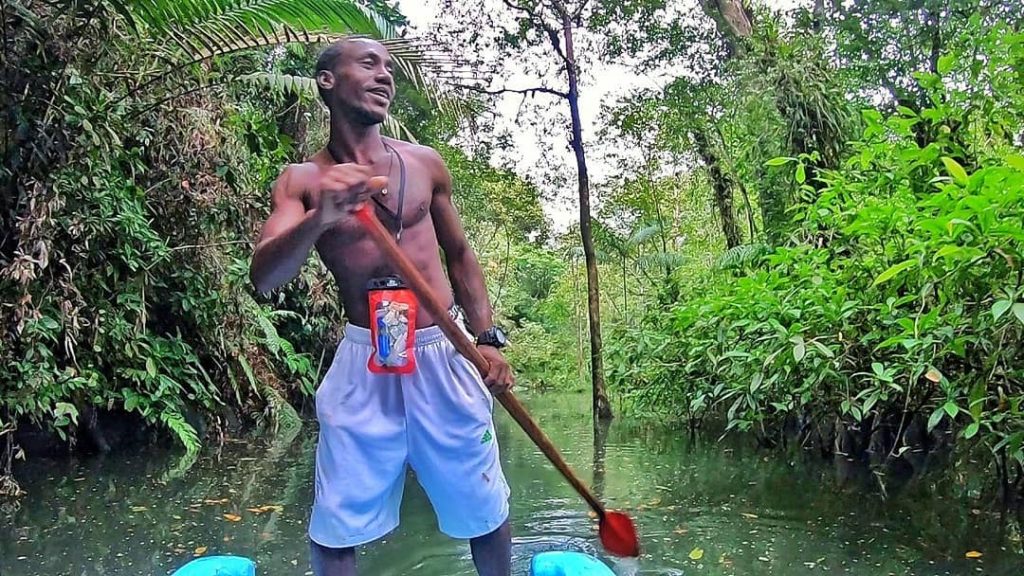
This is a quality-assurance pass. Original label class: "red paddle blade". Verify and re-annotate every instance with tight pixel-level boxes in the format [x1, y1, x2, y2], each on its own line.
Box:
[599, 511, 640, 557]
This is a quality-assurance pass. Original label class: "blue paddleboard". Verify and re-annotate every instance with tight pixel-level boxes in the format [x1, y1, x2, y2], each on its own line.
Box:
[171, 555, 255, 576]
[530, 551, 615, 576]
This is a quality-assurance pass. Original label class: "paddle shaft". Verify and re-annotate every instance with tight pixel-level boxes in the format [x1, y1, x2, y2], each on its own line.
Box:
[355, 205, 606, 517]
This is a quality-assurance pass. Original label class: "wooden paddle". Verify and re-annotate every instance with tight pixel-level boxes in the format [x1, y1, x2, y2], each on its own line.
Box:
[354, 202, 640, 558]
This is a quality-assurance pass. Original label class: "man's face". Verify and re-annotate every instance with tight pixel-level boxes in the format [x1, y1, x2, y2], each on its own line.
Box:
[321, 40, 394, 125]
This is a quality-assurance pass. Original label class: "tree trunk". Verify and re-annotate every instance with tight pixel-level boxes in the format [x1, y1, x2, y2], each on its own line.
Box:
[694, 129, 742, 249]
[738, 181, 757, 239]
[563, 15, 612, 421]
[621, 257, 627, 325]
[651, 180, 673, 280]
[699, 0, 755, 58]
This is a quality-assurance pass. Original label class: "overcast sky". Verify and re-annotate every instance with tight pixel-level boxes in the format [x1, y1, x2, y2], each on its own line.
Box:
[395, 0, 808, 231]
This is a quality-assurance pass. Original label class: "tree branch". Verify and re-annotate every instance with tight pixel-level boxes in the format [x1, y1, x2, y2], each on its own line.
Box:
[500, 0, 569, 66]
[573, 0, 592, 23]
[500, 0, 534, 16]
[541, 2, 569, 64]
[456, 83, 568, 99]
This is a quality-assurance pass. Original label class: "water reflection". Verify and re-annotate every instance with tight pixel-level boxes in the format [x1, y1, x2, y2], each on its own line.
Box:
[2, 391, 1022, 575]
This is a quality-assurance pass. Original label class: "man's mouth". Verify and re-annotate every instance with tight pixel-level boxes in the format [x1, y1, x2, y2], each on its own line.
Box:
[367, 88, 391, 102]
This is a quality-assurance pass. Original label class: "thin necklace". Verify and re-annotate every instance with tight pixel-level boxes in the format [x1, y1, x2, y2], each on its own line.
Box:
[326, 138, 406, 240]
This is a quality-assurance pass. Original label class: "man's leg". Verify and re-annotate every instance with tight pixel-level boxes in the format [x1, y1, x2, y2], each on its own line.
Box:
[310, 541, 357, 576]
[308, 329, 408, 576]
[404, 328, 513, 576]
[469, 519, 512, 576]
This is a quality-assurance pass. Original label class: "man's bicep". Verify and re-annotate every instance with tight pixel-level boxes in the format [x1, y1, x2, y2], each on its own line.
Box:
[257, 167, 307, 245]
[429, 154, 472, 257]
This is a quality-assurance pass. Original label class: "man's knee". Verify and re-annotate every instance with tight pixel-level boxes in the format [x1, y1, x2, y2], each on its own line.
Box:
[469, 518, 511, 543]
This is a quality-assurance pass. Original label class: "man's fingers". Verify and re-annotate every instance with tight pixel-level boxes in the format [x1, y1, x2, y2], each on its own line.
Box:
[367, 175, 388, 192]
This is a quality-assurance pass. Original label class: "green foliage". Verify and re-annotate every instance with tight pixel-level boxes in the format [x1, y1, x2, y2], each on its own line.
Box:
[0, 0, 411, 466]
[608, 24, 1024, 472]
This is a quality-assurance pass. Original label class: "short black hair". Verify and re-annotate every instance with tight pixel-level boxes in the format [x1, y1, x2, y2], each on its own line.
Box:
[315, 36, 372, 105]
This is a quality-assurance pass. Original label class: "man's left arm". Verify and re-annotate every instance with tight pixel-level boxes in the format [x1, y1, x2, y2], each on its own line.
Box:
[428, 149, 514, 394]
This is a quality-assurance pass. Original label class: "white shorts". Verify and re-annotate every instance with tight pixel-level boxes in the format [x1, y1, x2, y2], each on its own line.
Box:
[308, 322, 511, 548]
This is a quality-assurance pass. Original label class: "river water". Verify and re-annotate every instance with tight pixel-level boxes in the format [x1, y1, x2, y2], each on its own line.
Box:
[1, 391, 1021, 575]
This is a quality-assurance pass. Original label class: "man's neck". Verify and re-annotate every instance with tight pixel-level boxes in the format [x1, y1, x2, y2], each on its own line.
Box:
[327, 114, 386, 165]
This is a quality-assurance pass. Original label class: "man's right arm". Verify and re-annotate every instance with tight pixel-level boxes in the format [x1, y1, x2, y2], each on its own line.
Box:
[249, 166, 326, 293]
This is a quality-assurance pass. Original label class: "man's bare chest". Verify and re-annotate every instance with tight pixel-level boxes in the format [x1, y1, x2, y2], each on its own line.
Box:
[309, 177, 433, 243]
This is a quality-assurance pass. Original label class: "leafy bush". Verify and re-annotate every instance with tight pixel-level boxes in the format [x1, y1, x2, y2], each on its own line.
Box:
[608, 27, 1024, 473]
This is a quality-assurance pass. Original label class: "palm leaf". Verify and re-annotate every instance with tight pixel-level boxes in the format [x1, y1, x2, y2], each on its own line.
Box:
[242, 72, 418, 142]
[104, 0, 471, 129]
[716, 242, 768, 270]
[626, 223, 663, 249]
[635, 251, 687, 272]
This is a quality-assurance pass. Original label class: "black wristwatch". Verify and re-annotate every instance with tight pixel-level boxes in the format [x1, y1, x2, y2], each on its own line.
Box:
[476, 325, 508, 349]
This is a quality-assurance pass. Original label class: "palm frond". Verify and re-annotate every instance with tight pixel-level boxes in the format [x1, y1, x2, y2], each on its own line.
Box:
[716, 242, 768, 270]
[242, 71, 418, 142]
[104, 1, 472, 134]
[115, 0, 389, 40]
[635, 251, 687, 272]
[627, 223, 663, 248]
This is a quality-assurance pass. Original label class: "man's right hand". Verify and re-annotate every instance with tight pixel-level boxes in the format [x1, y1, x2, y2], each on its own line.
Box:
[315, 164, 388, 230]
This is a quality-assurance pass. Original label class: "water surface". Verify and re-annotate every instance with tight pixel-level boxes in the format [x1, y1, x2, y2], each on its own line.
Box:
[2, 391, 1021, 575]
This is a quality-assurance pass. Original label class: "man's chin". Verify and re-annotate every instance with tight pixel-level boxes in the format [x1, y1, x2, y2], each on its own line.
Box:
[354, 106, 388, 126]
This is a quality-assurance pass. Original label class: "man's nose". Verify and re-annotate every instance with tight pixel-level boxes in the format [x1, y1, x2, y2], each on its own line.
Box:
[375, 67, 393, 85]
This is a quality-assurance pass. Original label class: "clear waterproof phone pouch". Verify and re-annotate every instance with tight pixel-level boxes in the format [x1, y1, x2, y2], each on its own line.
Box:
[366, 276, 417, 374]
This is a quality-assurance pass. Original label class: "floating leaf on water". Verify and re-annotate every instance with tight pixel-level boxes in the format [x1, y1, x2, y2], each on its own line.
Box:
[689, 547, 704, 560]
[223, 513, 242, 522]
[194, 546, 208, 556]
[130, 506, 148, 512]
[247, 505, 284, 514]
[758, 556, 770, 562]
[965, 551, 983, 559]
[674, 526, 688, 535]
[741, 512, 759, 519]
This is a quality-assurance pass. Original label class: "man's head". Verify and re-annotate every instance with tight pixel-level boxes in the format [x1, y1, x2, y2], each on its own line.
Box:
[316, 37, 394, 125]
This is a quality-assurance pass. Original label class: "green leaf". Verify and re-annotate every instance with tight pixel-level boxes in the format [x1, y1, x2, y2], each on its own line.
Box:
[54, 402, 79, 425]
[1013, 303, 1024, 325]
[790, 336, 806, 362]
[941, 157, 969, 185]
[811, 340, 834, 359]
[937, 54, 955, 75]
[943, 401, 959, 419]
[795, 163, 806, 184]
[927, 406, 945, 432]
[964, 422, 979, 439]
[146, 357, 158, 378]
[765, 157, 793, 167]
[873, 259, 917, 286]
[1007, 154, 1024, 172]
[992, 300, 1012, 321]
[863, 392, 879, 414]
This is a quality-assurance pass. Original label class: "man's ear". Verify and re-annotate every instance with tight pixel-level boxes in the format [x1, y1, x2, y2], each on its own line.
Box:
[316, 70, 335, 92]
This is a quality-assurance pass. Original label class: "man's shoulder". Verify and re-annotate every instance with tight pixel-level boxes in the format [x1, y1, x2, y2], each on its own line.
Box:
[385, 138, 446, 170]
[274, 156, 327, 193]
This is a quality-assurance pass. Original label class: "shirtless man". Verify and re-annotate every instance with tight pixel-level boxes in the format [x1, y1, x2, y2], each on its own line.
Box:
[249, 37, 514, 576]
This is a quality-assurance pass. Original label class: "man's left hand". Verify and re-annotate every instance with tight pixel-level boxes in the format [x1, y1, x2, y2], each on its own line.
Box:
[478, 345, 514, 395]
